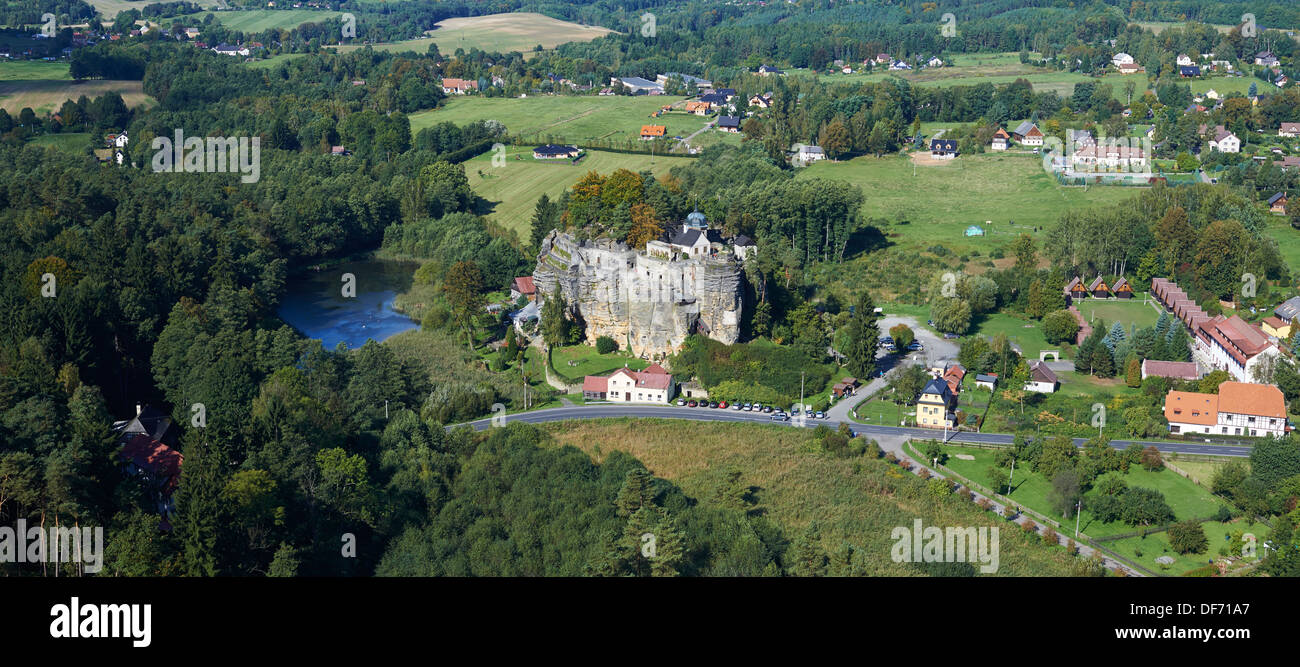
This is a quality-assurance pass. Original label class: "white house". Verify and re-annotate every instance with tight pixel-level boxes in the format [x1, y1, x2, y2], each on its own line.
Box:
[1176, 54, 1193, 66]
[1070, 143, 1148, 170]
[1279, 122, 1300, 138]
[1205, 125, 1240, 153]
[1024, 360, 1058, 393]
[1164, 382, 1288, 438]
[927, 56, 944, 68]
[1111, 52, 1134, 67]
[732, 235, 756, 261]
[794, 144, 826, 164]
[1013, 121, 1044, 146]
[583, 364, 674, 403]
[1193, 314, 1278, 383]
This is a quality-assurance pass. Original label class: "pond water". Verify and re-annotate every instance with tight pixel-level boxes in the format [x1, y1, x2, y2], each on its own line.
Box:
[278, 258, 421, 350]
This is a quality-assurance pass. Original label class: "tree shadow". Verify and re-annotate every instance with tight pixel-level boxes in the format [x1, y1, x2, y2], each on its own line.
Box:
[843, 224, 893, 259]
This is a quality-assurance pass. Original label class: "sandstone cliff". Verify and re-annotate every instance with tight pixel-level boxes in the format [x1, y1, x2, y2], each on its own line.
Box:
[531, 230, 744, 358]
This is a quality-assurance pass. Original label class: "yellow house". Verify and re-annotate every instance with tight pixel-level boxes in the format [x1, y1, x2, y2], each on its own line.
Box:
[916, 379, 956, 429]
[1261, 316, 1293, 339]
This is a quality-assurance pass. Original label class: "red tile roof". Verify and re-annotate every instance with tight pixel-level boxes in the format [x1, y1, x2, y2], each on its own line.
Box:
[1142, 359, 1199, 380]
[1165, 390, 1218, 425]
[513, 276, 536, 295]
[1218, 381, 1286, 419]
[119, 434, 184, 494]
[582, 375, 607, 393]
[1196, 315, 1271, 366]
[642, 363, 668, 375]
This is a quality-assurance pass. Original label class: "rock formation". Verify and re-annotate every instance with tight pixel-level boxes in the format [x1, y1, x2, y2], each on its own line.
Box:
[531, 230, 744, 358]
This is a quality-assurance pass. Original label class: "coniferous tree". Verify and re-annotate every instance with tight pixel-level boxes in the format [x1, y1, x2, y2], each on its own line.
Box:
[845, 291, 881, 378]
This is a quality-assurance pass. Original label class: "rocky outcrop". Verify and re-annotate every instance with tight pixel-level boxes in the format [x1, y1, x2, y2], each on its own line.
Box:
[531, 230, 744, 359]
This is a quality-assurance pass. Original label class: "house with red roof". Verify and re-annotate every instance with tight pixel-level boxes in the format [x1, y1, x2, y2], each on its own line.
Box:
[511, 276, 536, 301]
[1193, 314, 1279, 383]
[582, 364, 675, 403]
[119, 433, 184, 516]
[1164, 382, 1287, 437]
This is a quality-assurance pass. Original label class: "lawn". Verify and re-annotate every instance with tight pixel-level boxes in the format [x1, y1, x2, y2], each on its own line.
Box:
[1103, 518, 1267, 575]
[0, 78, 151, 114]
[462, 146, 692, 242]
[410, 94, 706, 144]
[544, 419, 1084, 575]
[934, 443, 1229, 539]
[550, 344, 648, 384]
[245, 53, 310, 70]
[332, 12, 613, 57]
[1075, 297, 1160, 331]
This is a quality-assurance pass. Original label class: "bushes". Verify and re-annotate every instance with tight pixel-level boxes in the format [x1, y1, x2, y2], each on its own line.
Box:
[595, 336, 618, 354]
[670, 336, 834, 404]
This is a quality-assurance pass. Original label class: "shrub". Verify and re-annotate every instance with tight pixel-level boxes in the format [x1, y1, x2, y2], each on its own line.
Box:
[595, 336, 618, 354]
[918, 468, 932, 480]
[1021, 519, 1037, 534]
[1168, 520, 1209, 555]
[1042, 526, 1058, 546]
[976, 497, 993, 511]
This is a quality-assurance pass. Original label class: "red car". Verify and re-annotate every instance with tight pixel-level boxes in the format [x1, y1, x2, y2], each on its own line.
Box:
[687, 401, 698, 407]
[718, 401, 728, 409]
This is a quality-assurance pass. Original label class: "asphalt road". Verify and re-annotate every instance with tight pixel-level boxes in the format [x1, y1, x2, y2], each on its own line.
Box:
[453, 403, 1251, 458]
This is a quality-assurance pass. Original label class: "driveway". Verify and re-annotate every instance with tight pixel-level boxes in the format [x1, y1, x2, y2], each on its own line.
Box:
[825, 315, 956, 424]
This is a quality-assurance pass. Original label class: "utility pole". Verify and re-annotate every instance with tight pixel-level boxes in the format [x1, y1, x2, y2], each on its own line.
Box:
[1075, 499, 1082, 537]
[800, 370, 805, 416]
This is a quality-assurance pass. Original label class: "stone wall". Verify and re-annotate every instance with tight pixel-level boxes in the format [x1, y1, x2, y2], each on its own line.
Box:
[531, 230, 744, 359]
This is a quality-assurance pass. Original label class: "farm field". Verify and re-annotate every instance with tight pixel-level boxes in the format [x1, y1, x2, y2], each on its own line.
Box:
[797, 152, 1136, 257]
[0, 61, 72, 80]
[191, 9, 343, 32]
[0, 79, 152, 114]
[545, 419, 1083, 575]
[245, 53, 310, 69]
[463, 146, 691, 242]
[933, 443, 1228, 539]
[333, 12, 613, 56]
[410, 94, 705, 144]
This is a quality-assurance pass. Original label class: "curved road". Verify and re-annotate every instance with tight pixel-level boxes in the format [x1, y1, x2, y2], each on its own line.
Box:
[453, 403, 1250, 457]
[453, 403, 1173, 576]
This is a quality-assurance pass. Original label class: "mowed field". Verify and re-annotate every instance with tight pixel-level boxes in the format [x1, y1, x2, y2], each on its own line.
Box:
[192, 9, 343, 32]
[797, 152, 1136, 256]
[410, 95, 709, 144]
[0, 61, 72, 80]
[333, 12, 613, 56]
[463, 146, 691, 241]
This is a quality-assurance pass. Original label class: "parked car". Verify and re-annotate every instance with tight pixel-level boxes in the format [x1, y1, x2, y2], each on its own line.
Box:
[743, 403, 752, 411]
[731, 403, 741, 410]
[943, 333, 958, 339]
[762, 406, 773, 413]
[676, 399, 685, 406]
[815, 411, 825, 419]
[718, 401, 728, 409]
[771, 413, 790, 421]
[688, 401, 698, 407]
[908, 342, 923, 350]
[708, 402, 719, 409]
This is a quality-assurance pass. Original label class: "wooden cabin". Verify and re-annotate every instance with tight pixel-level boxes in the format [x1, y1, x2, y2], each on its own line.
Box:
[1088, 276, 1111, 298]
[1112, 277, 1133, 299]
[1064, 277, 1088, 302]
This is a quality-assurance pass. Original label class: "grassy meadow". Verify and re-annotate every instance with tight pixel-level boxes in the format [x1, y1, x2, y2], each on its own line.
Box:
[463, 146, 691, 241]
[410, 94, 707, 144]
[798, 152, 1136, 258]
[545, 419, 1087, 575]
[332, 12, 613, 56]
